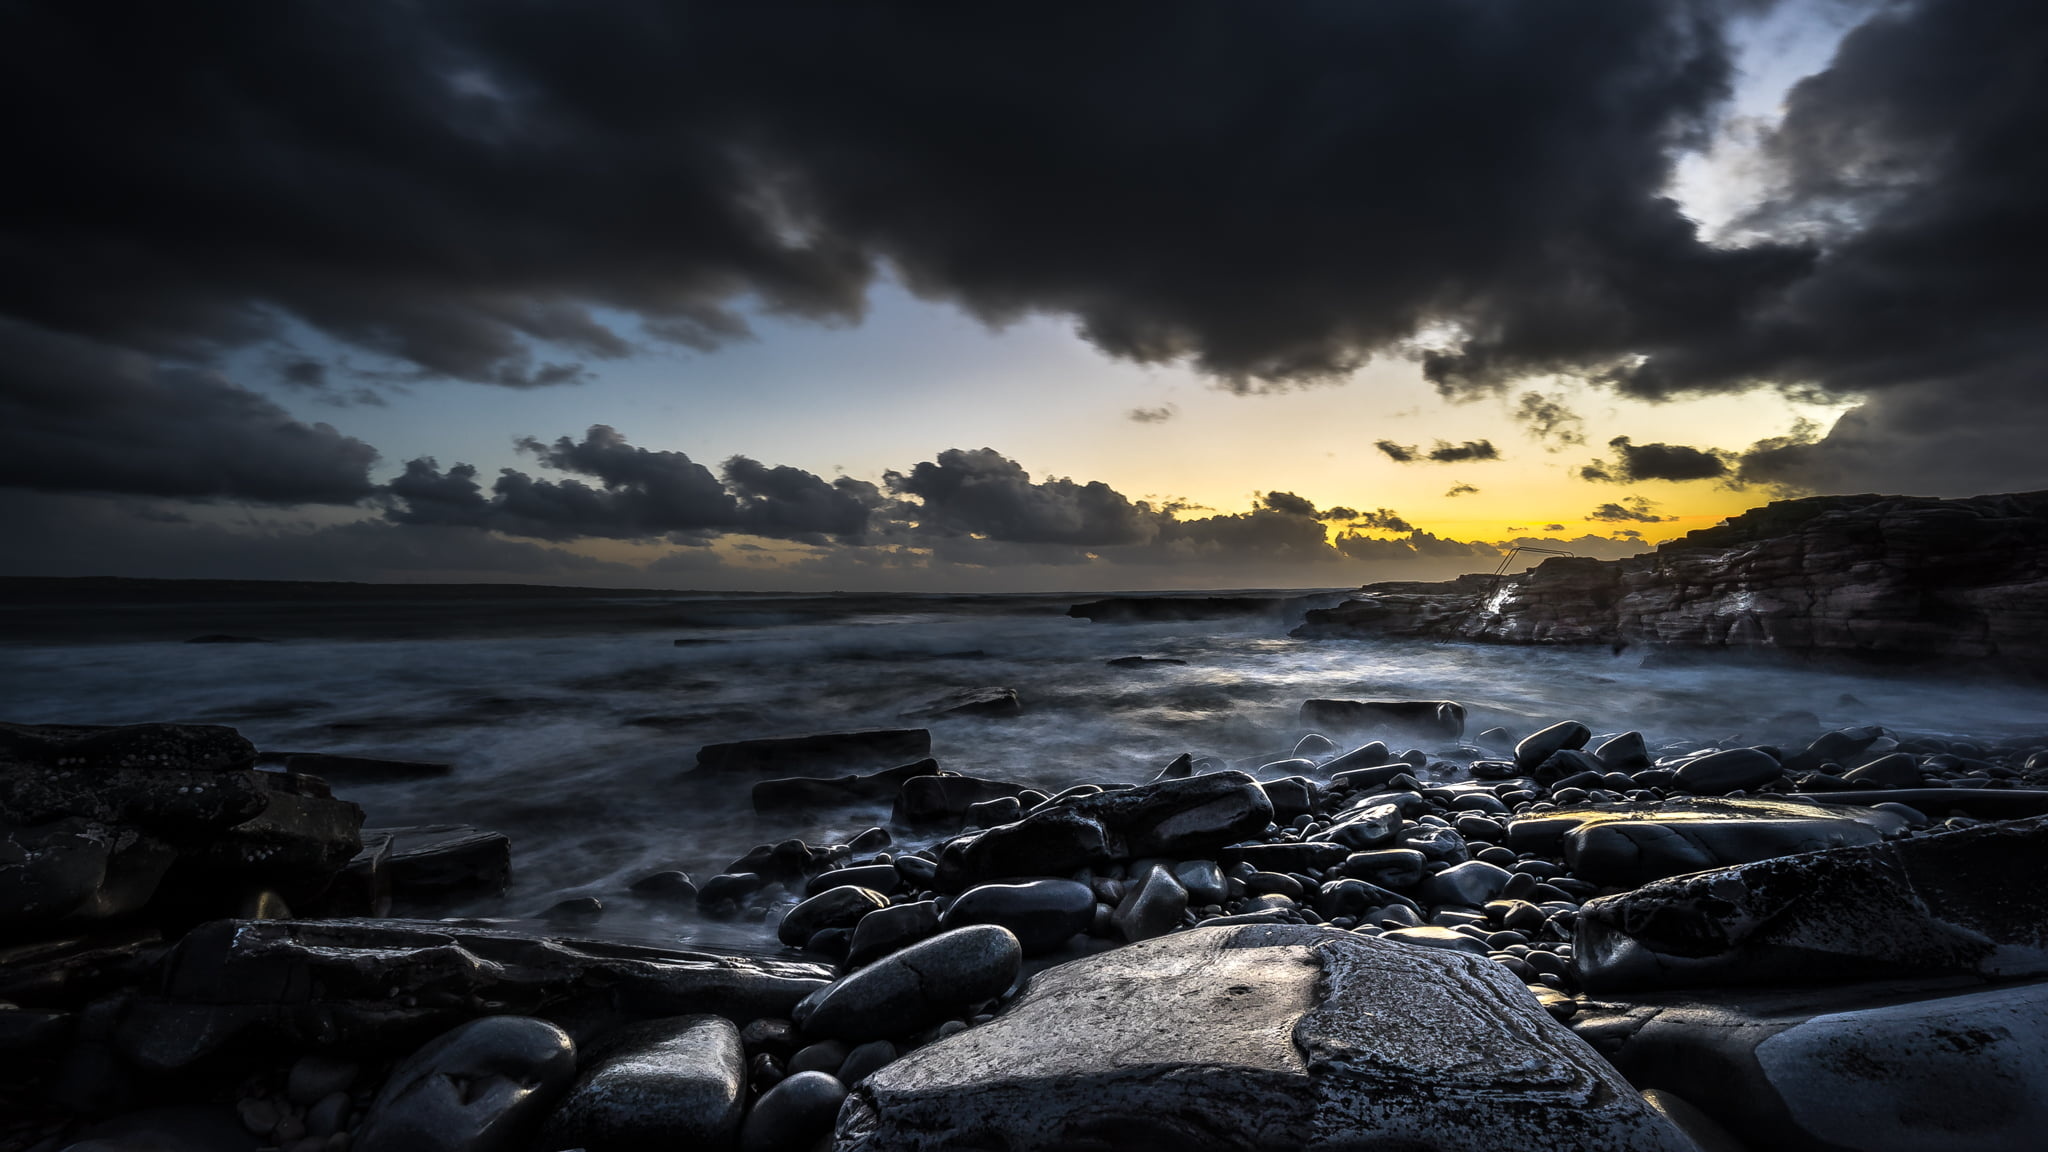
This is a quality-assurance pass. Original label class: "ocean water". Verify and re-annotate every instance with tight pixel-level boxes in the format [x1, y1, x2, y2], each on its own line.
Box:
[6, 587, 2047, 949]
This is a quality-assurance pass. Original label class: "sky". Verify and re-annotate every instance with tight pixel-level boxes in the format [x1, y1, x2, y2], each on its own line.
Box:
[3, 0, 2044, 592]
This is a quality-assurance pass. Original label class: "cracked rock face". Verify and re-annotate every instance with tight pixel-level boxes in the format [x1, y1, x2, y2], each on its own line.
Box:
[1576, 815, 2048, 991]
[1294, 491, 2048, 669]
[836, 923, 1692, 1152]
[1582, 978, 2048, 1152]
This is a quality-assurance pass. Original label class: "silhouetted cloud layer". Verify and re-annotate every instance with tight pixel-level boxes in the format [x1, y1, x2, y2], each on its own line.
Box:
[1580, 436, 1735, 483]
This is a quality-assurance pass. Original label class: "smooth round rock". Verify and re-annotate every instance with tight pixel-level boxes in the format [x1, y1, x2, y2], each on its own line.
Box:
[940, 879, 1095, 955]
[837, 1040, 897, 1086]
[1843, 753, 1923, 789]
[1517, 722, 1592, 771]
[740, 1071, 846, 1152]
[795, 925, 1022, 1041]
[1674, 748, 1783, 795]
[628, 870, 698, 901]
[1338, 849, 1427, 890]
[1425, 860, 1514, 908]
[353, 1016, 576, 1152]
[541, 1015, 745, 1152]
[787, 1039, 849, 1077]
[778, 885, 889, 947]
[804, 865, 901, 898]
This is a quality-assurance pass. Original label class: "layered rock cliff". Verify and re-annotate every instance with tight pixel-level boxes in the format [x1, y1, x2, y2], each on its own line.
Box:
[1294, 491, 2048, 668]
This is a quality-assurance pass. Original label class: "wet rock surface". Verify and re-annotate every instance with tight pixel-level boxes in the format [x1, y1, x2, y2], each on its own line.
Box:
[837, 924, 1693, 1151]
[11, 690, 2048, 1152]
[1295, 491, 2048, 670]
[1577, 814, 2048, 990]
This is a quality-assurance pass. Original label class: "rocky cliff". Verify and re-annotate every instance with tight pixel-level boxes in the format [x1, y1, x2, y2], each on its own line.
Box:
[1294, 491, 2048, 668]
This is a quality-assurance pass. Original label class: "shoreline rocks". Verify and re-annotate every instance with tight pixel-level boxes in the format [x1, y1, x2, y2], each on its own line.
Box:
[1293, 490, 2048, 672]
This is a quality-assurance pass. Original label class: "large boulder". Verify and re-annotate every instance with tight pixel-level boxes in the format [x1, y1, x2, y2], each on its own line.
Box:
[0, 722, 363, 925]
[114, 918, 830, 1069]
[1508, 797, 1908, 889]
[836, 923, 1693, 1151]
[1576, 815, 2048, 991]
[1582, 978, 2048, 1152]
[933, 773, 1272, 890]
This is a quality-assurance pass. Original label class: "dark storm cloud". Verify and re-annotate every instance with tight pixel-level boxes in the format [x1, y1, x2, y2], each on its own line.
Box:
[386, 425, 872, 542]
[1436, 0, 2048, 495]
[1126, 406, 1176, 424]
[884, 449, 1161, 547]
[1445, 483, 1480, 497]
[1580, 435, 1735, 482]
[1375, 441, 1419, 464]
[2, 0, 1791, 398]
[0, 319, 378, 504]
[1586, 496, 1677, 523]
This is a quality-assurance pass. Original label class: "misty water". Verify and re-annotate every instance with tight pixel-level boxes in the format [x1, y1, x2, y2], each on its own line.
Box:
[7, 589, 2048, 951]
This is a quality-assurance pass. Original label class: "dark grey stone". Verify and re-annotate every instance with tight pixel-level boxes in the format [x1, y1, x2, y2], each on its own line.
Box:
[778, 886, 889, 948]
[741, 1071, 847, 1152]
[694, 729, 932, 775]
[116, 918, 829, 1069]
[1298, 700, 1466, 741]
[899, 687, 1022, 720]
[933, 772, 1272, 890]
[1423, 860, 1514, 908]
[940, 879, 1094, 955]
[1112, 865, 1188, 943]
[1674, 748, 1783, 795]
[353, 1016, 576, 1152]
[834, 924, 1689, 1151]
[1173, 860, 1228, 905]
[1578, 815, 2048, 991]
[1511, 797, 1906, 889]
[845, 900, 941, 969]
[1516, 721, 1591, 772]
[750, 758, 941, 814]
[541, 1014, 745, 1152]
[794, 925, 1022, 1042]
[803, 865, 899, 898]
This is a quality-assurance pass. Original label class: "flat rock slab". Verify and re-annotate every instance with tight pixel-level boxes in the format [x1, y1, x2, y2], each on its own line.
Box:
[1508, 797, 1907, 888]
[117, 917, 831, 1069]
[1588, 978, 2048, 1152]
[1577, 815, 2048, 991]
[693, 729, 931, 775]
[837, 923, 1691, 1152]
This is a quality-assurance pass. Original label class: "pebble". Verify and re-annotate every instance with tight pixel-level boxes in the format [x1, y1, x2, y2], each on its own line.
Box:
[1113, 864, 1189, 942]
[837, 1040, 898, 1086]
[740, 1072, 847, 1152]
[778, 885, 890, 947]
